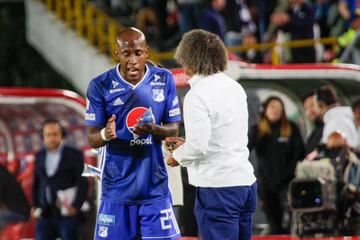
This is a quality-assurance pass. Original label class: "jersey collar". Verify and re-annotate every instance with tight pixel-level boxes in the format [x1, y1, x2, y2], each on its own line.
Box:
[115, 64, 149, 89]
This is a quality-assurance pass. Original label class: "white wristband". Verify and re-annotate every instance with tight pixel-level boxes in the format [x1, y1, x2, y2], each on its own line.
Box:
[100, 128, 110, 142]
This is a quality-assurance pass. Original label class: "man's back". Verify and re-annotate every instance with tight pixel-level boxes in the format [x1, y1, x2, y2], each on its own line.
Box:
[183, 72, 255, 187]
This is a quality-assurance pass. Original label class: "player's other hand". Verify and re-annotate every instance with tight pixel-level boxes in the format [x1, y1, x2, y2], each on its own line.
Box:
[133, 122, 158, 135]
[165, 137, 185, 152]
[105, 114, 117, 139]
[166, 156, 180, 167]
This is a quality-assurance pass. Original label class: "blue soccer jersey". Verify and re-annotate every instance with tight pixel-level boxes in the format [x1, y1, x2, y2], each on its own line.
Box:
[85, 64, 181, 204]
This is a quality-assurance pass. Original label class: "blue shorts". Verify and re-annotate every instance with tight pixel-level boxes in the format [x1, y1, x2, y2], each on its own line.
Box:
[194, 183, 257, 240]
[95, 197, 181, 240]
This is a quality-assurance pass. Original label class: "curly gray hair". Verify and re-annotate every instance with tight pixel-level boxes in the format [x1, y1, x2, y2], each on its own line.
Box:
[174, 29, 227, 76]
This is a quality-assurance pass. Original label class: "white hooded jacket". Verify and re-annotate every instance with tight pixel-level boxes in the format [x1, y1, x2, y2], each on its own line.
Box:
[322, 106, 359, 149]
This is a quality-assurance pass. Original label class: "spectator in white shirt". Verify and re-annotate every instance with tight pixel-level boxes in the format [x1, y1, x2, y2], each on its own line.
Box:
[314, 85, 359, 150]
[165, 29, 257, 240]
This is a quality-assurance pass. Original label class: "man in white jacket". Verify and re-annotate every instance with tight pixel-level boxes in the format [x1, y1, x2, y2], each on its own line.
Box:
[165, 29, 257, 240]
[314, 85, 359, 149]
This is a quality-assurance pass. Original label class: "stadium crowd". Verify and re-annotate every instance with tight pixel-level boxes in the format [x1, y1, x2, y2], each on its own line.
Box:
[93, 0, 360, 63]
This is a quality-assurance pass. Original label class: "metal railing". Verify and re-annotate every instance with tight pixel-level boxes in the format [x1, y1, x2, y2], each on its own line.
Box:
[40, 0, 338, 65]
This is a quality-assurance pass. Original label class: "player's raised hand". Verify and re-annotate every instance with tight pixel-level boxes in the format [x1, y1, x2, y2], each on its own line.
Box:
[105, 114, 117, 139]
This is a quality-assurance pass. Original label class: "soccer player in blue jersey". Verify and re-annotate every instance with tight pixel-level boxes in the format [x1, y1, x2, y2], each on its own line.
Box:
[85, 27, 182, 240]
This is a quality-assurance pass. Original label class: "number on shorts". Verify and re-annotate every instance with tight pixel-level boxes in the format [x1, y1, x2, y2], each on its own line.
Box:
[160, 208, 172, 230]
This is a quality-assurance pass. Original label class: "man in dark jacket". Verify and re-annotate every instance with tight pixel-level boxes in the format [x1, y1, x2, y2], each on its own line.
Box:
[32, 119, 88, 240]
[0, 164, 30, 230]
[271, 0, 316, 63]
[303, 92, 324, 155]
[198, 0, 227, 40]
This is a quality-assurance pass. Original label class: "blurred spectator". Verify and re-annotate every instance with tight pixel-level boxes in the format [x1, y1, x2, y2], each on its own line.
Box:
[303, 92, 324, 155]
[177, 0, 204, 33]
[248, 96, 304, 234]
[334, 15, 360, 62]
[136, 1, 158, 38]
[32, 119, 88, 240]
[314, 85, 359, 150]
[136, 0, 180, 50]
[198, 0, 227, 40]
[352, 97, 360, 151]
[154, 0, 179, 42]
[257, 0, 289, 42]
[314, 0, 337, 38]
[240, 33, 263, 63]
[0, 164, 30, 231]
[271, 0, 316, 63]
[222, 0, 257, 46]
[338, 0, 360, 27]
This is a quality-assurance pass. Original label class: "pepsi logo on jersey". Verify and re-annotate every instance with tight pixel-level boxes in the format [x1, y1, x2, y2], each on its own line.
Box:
[126, 107, 154, 146]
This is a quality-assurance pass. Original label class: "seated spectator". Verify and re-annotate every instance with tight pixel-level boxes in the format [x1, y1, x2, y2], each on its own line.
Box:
[0, 164, 30, 231]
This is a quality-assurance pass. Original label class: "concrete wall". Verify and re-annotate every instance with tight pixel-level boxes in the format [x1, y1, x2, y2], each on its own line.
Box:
[25, 0, 113, 95]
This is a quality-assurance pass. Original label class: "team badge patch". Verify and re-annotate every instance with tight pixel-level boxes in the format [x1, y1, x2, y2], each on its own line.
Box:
[152, 89, 165, 102]
[98, 226, 108, 238]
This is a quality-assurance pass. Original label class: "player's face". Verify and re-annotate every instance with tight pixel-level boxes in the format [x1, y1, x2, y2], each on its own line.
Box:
[265, 99, 283, 123]
[42, 123, 63, 151]
[116, 38, 148, 84]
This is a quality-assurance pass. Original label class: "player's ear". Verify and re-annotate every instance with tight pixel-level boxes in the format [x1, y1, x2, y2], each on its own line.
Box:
[115, 49, 120, 60]
[145, 47, 148, 58]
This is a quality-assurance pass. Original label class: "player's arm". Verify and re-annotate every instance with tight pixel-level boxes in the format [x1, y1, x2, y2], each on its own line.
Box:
[133, 122, 179, 139]
[87, 114, 117, 148]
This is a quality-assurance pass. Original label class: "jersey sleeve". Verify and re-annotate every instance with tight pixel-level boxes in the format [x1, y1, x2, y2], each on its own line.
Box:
[162, 72, 182, 124]
[85, 80, 107, 127]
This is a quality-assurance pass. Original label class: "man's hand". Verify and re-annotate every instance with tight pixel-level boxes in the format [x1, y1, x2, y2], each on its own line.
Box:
[166, 156, 180, 167]
[30, 207, 42, 219]
[105, 114, 117, 140]
[165, 137, 185, 153]
[271, 12, 290, 26]
[65, 205, 78, 216]
[133, 122, 158, 136]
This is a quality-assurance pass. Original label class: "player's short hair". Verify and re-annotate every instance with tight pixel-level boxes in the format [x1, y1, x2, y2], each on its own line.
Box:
[174, 29, 227, 76]
[314, 85, 338, 106]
